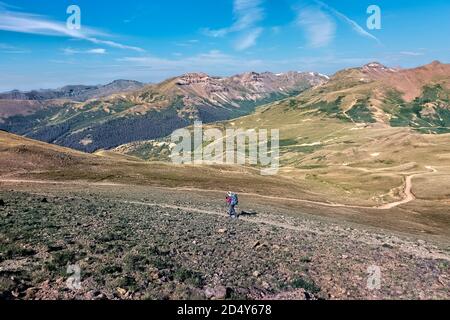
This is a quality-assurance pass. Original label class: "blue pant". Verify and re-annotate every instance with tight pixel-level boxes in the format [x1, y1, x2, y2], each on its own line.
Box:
[228, 204, 236, 217]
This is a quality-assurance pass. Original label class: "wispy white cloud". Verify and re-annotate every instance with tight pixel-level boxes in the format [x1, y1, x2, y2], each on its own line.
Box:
[399, 51, 424, 57]
[234, 27, 263, 51]
[297, 6, 336, 48]
[314, 0, 381, 45]
[204, 0, 265, 51]
[205, 0, 264, 37]
[0, 8, 144, 52]
[85, 38, 143, 52]
[63, 47, 107, 55]
[88, 48, 107, 54]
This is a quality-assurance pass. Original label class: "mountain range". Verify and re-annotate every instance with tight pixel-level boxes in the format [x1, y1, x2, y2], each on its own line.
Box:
[0, 80, 145, 102]
[113, 62, 450, 175]
[0, 71, 326, 152]
[1, 62, 450, 156]
[0, 79, 145, 127]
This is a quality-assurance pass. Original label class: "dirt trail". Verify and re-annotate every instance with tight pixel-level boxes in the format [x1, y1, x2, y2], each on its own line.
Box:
[377, 166, 437, 209]
[0, 166, 437, 210]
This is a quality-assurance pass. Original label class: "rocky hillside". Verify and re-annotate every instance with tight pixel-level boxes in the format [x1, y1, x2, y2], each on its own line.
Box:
[0, 72, 327, 152]
[0, 183, 448, 300]
[288, 61, 450, 133]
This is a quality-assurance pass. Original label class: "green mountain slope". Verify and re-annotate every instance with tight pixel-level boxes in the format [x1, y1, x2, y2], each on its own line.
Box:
[0, 72, 326, 152]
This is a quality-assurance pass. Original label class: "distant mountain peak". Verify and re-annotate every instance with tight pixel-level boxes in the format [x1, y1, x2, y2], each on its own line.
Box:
[236, 71, 265, 83]
[364, 61, 386, 68]
[429, 60, 443, 66]
[362, 62, 393, 71]
[176, 73, 211, 85]
[362, 62, 399, 76]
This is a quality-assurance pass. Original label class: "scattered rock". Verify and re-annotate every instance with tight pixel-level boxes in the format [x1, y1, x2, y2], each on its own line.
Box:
[41, 280, 50, 289]
[253, 271, 260, 277]
[217, 228, 227, 234]
[0, 199, 5, 206]
[382, 243, 394, 249]
[204, 287, 215, 299]
[41, 198, 48, 203]
[205, 286, 228, 300]
[150, 271, 160, 280]
[116, 287, 127, 296]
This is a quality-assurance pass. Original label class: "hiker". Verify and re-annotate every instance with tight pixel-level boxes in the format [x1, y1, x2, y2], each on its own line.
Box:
[226, 191, 239, 218]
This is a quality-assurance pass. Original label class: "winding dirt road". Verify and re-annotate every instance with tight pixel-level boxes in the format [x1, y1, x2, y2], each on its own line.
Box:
[0, 166, 437, 210]
[377, 166, 437, 209]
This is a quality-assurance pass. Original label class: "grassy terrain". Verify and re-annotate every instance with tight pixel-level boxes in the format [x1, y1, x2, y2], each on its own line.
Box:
[114, 95, 450, 206]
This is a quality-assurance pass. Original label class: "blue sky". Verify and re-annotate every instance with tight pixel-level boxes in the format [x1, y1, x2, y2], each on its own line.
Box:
[0, 0, 449, 91]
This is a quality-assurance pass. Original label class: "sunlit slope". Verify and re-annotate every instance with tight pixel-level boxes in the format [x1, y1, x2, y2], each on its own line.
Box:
[114, 81, 450, 207]
[0, 131, 330, 201]
[289, 61, 450, 132]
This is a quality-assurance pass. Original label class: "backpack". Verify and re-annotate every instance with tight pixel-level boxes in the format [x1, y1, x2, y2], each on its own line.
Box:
[231, 193, 239, 206]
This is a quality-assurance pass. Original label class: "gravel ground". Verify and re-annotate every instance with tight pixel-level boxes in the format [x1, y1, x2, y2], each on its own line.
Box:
[0, 183, 449, 300]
